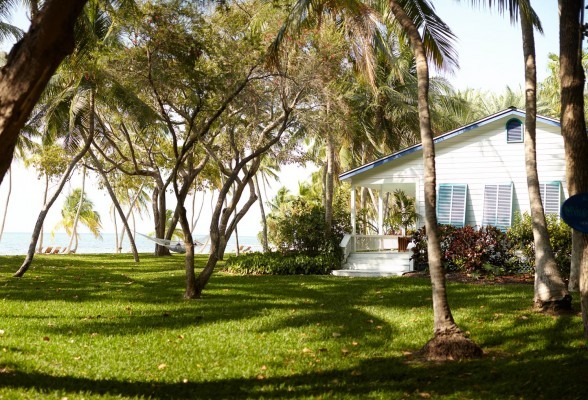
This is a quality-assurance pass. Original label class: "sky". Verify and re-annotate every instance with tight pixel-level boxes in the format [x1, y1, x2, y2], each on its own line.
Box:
[0, 1, 564, 237]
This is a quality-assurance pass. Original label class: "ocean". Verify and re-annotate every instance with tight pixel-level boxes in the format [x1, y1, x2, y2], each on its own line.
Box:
[0, 232, 261, 256]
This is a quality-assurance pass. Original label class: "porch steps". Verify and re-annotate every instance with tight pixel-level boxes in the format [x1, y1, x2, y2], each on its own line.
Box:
[332, 252, 411, 277]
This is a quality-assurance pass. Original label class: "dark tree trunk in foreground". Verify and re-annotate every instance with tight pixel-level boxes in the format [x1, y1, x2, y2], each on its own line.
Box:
[389, 0, 482, 360]
[0, 0, 88, 186]
[520, 10, 571, 311]
[559, 0, 588, 338]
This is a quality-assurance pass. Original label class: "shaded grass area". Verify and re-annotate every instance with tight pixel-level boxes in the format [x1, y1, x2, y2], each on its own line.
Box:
[0, 253, 587, 399]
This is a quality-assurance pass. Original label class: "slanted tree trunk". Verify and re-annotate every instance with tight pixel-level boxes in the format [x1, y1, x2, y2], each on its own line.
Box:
[389, 0, 482, 360]
[0, 0, 88, 186]
[66, 165, 86, 254]
[0, 167, 12, 242]
[559, 0, 588, 338]
[253, 174, 269, 252]
[37, 174, 49, 254]
[520, 12, 571, 311]
[152, 184, 171, 256]
[325, 132, 335, 236]
[14, 129, 94, 277]
[88, 148, 139, 262]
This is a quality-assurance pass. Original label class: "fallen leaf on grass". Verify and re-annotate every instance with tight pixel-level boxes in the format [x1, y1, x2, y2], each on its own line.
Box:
[158, 363, 167, 370]
[418, 391, 431, 398]
[42, 336, 50, 341]
[332, 332, 341, 337]
[302, 347, 313, 354]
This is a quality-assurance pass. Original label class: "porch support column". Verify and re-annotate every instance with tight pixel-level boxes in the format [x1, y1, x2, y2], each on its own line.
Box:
[350, 185, 356, 234]
[378, 189, 384, 235]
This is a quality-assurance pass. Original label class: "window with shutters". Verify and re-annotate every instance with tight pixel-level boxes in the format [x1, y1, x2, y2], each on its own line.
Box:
[539, 182, 562, 215]
[437, 184, 468, 227]
[506, 119, 523, 143]
[483, 183, 514, 230]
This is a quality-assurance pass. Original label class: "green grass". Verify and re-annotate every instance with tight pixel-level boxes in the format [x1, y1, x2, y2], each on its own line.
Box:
[0, 253, 587, 399]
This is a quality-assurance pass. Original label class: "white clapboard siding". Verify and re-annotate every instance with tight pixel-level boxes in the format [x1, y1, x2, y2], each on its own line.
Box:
[342, 109, 566, 230]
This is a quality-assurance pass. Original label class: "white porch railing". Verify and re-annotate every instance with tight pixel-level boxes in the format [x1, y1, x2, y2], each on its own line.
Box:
[340, 234, 412, 262]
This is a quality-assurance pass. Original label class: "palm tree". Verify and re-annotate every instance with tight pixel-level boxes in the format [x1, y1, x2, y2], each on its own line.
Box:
[516, 1, 571, 310]
[384, 0, 481, 360]
[53, 187, 101, 252]
[558, 0, 588, 339]
[275, 0, 481, 359]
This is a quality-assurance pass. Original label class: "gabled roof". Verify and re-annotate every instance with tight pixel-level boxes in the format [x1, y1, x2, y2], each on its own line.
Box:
[339, 107, 560, 181]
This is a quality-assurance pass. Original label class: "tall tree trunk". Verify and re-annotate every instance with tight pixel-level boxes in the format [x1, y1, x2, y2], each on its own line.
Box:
[254, 175, 269, 252]
[190, 187, 205, 234]
[37, 174, 49, 253]
[520, 12, 571, 310]
[325, 132, 335, 236]
[0, 0, 88, 186]
[0, 167, 12, 241]
[152, 184, 170, 256]
[569, 230, 582, 291]
[559, 0, 588, 338]
[66, 165, 86, 253]
[389, 0, 482, 360]
[112, 205, 119, 253]
[118, 185, 145, 252]
[177, 201, 196, 299]
[88, 148, 139, 262]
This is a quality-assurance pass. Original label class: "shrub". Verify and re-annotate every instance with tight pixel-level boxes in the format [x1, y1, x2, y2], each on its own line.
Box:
[224, 252, 339, 275]
[266, 192, 350, 259]
[410, 224, 513, 275]
[507, 212, 572, 277]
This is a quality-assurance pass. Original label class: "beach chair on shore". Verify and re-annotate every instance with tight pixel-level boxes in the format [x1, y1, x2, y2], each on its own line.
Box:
[43, 246, 53, 254]
[51, 246, 61, 254]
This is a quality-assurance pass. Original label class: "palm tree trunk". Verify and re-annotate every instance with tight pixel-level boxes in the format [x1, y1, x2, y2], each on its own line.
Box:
[520, 12, 571, 310]
[325, 132, 335, 235]
[88, 148, 140, 263]
[389, 0, 481, 360]
[112, 205, 120, 253]
[37, 174, 49, 254]
[0, 167, 12, 242]
[66, 165, 86, 253]
[254, 175, 269, 252]
[559, 0, 588, 338]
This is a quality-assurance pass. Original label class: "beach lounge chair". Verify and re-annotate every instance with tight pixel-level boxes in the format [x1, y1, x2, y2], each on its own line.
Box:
[51, 246, 61, 254]
[44, 246, 53, 254]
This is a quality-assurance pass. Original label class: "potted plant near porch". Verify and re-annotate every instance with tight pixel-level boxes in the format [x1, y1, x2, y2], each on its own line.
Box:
[385, 189, 419, 252]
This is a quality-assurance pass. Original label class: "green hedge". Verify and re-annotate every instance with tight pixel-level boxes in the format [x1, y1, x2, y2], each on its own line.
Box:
[224, 252, 340, 275]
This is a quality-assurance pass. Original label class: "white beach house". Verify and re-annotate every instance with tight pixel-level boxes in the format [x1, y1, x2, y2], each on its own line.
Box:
[335, 107, 567, 277]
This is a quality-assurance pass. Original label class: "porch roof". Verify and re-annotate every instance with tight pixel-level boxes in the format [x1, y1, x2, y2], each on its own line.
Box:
[339, 107, 560, 182]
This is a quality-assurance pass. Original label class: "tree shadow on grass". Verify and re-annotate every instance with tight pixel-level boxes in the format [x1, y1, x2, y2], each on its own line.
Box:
[2, 348, 587, 399]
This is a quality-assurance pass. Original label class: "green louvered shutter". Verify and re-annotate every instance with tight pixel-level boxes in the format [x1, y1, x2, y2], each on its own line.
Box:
[483, 183, 513, 230]
[540, 182, 562, 215]
[506, 119, 523, 143]
[437, 184, 467, 227]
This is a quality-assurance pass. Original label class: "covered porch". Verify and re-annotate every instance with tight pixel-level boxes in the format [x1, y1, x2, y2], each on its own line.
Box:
[334, 177, 421, 277]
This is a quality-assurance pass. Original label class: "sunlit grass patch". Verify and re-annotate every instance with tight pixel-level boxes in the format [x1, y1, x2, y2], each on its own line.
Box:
[0, 254, 586, 399]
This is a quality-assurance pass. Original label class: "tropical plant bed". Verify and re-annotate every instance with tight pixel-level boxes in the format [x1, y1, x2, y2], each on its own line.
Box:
[402, 271, 535, 285]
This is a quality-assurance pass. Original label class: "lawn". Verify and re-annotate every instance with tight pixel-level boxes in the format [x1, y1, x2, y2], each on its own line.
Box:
[0, 253, 587, 399]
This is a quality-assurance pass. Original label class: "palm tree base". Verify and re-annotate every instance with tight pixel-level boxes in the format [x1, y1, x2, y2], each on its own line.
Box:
[534, 294, 573, 313]
[419, 330, 483, 361]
